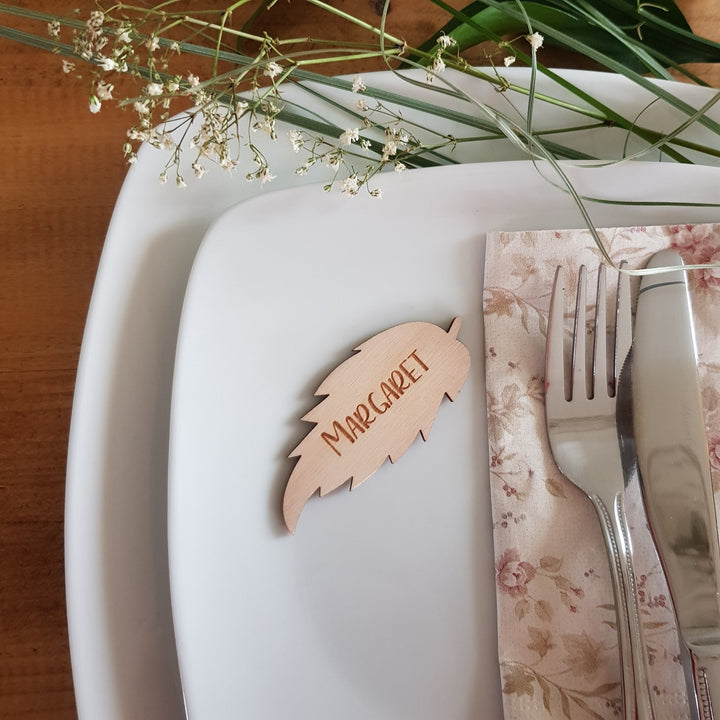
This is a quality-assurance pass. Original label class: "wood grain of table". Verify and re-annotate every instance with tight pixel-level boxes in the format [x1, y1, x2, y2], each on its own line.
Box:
[0, 1, 717, 717]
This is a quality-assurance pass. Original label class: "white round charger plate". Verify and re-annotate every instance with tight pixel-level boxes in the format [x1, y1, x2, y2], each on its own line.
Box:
[65, 68, 720, 718]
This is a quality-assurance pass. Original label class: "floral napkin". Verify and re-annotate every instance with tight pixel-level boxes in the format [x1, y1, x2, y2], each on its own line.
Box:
[482, 223, 720, 720]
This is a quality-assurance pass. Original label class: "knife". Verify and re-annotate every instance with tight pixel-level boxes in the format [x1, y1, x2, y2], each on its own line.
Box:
[632, 248, 720, 720]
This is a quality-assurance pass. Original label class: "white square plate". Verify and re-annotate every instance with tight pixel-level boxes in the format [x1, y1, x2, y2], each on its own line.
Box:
[168, 160, 720, 719]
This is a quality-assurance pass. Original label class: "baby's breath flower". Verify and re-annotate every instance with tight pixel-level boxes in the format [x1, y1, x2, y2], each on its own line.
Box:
[437, 33, 456, 49]
[359, 139, 371, 151]
[426, 53, 446, 82]
[159, 172, 167, 184]
[382, 139, 398, 159]
[252, 117, 276, 139]
[369, 188, 383, 199]
[352, 75, 366, 93]
[62, 59, 75, 74]
[87, 11, 104, 31]
[288, 129, 304, 152]
[323, 151, 341, 171]
[258, 167, 275, 184]
[341, 175, 360, 196]
[146, 82, 164, 96]
[47, 20, 61, 39]
[263, 61, 283, 80]
[127, 127, 150, 141]
[356, 98, 369, 112]
[133, 99, 150, 115]
[158, 132, 174, 150]
[192, 162, 207, 179]
[504, 55, 516, 67]
[116, 27, 131, 44]
[170, 41, 181, 54]
[381, 127, 409, 161]
[339, 128, 360, 146]
[394, 161, 406, 173]
[187, 73, 200, 88]
[145, 35, 160, 53]
[220, 157, 239, 172]
[122, 140, 137, 166]
[99, 57, 117, 72]
[527, 32, 544, 51]
[96, 80, 114, 101]
[88, 94, 102, 114]
[176, 175, 187, 189]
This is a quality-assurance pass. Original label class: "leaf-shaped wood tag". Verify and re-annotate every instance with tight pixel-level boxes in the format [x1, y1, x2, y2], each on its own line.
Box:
[283, 317, 470, 533]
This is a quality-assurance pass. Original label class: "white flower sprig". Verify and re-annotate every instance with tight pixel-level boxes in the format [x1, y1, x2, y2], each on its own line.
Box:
[526, 32, 544, 51]
[27, 0, 719, 207]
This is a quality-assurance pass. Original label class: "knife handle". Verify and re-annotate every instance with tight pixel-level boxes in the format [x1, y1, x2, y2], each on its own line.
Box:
[690, 648, 720, 720]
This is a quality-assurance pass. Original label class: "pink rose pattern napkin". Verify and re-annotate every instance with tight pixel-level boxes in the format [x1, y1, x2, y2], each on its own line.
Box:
[483, 223, 720, 720]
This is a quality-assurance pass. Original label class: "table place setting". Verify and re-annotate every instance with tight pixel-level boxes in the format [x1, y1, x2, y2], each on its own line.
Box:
[45, 59, 719, 715]
[4, 2, 720, 718]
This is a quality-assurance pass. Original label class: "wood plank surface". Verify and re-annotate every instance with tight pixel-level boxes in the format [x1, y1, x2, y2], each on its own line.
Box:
[0, 1, 717, 717]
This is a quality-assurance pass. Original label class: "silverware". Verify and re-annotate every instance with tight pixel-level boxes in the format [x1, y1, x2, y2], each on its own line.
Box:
[632, 249, 720, 719]
[545, 263, 655, 719]
[617, 343, 701, 720]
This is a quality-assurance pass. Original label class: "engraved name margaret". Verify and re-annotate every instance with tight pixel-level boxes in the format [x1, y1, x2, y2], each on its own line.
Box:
[320, 349, 429, 457]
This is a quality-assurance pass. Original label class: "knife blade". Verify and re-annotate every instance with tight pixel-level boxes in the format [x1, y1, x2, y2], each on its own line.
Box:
[618, 348, 700, 720]
[632, 248, 720, 719]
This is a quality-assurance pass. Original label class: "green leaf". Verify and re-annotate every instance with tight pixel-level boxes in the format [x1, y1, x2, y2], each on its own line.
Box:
[551, 0, 720, 68]
[421, 0, 720, 73]
[434, 0, 720, 137]
[415, 0, 496, 54]
[431, 5, 525, 51]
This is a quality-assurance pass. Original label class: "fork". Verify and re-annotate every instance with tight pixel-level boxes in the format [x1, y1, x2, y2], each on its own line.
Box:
[545, 264, 654, 720]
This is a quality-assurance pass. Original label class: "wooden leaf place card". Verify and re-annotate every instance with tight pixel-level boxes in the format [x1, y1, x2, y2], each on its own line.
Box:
[283, 318, 471, 533]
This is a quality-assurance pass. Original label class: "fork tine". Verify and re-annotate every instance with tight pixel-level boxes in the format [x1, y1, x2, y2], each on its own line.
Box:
[614, 261, 632, 391]
[572, 265, 588, 400]
[593, 265, 609, 399]
[546, 265, 567, 403]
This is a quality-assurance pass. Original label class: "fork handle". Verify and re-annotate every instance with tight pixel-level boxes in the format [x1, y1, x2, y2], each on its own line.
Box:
[614, 494, 656, 720]
[593, 493, 656, 720]
[593, 495, 637, 719]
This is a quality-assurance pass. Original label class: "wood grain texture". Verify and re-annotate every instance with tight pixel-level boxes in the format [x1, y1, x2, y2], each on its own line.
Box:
[283, 319, 470, 533]
[0, 1, 717, 716]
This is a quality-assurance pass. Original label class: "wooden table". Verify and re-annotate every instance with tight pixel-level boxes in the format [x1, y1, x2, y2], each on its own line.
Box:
[0, 1, 718, 717]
